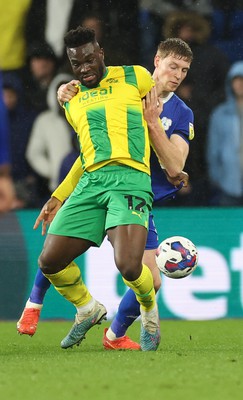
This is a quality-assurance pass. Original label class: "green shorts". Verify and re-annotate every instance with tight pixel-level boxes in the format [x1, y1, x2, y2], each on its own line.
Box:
[49, 165, 153, 246]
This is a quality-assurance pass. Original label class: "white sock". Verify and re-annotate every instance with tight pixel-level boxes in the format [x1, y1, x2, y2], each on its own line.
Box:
[140, 304, 159, 333]
[76, 297, 96, 315]
[26, 299, 43, 310]
[106, 327, 119, 341]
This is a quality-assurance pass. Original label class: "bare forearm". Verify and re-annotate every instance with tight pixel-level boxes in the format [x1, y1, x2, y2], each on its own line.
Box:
[149, 121, 186, 177]
[143, 87, 188, 177]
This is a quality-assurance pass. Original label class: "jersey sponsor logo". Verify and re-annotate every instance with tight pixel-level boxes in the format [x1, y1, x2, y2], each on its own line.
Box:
[161, 117, 172, 131]
[189, 122, 194, 140]
[78, 86, 112, 104]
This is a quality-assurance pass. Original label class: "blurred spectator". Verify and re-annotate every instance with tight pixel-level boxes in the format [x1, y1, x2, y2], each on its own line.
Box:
[26, 73, 74, 204]
[0, 71, 18, 212]
[2, 73, 38, 208]
[138, 0, 213, 69]
[25, 0, 139, 70]
[25, 0, 90, 70]
[0, 0, 32, 78]
[140, 0, 212, 16]
[163, 10, 230, 205]
[207, 61, 243, 206]
[0, 175, 17, 213]
[211, 0, 243, 62]
[99, 0, 140, 64]
[0, 72, 11, 174]
[79, 12, 130, 66]
[23, 42, 58, 113]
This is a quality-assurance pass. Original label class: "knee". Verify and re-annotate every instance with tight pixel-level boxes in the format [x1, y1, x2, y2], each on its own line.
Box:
[115, 253, 141, 281]
[38, 252, 50, 274]
[38, 250, 60, 274]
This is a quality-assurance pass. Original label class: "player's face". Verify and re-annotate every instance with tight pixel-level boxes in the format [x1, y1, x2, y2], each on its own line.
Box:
[153, 53, 190, 95]
[67, 42, 105, 88]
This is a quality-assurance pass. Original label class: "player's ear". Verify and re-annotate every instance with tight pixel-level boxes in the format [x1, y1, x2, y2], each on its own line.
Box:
[154, 54, 160, 68]
[100, 48, 104, 60]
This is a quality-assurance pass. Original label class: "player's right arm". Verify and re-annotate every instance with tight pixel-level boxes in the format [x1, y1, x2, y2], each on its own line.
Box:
[34, 80, 83, 235]
[33, 196, 63, 235]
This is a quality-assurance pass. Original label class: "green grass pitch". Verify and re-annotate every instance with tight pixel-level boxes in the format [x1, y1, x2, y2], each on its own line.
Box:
[0, 319, 243, 400]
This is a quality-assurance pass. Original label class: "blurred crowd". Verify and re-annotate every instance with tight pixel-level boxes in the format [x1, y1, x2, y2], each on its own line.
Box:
[1, 0, 243, 211]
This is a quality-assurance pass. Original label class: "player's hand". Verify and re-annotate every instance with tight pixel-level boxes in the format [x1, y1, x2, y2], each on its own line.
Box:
[57, 80, 80, 106]
[142, 86, 163, 125]
[164, 170, 189, 188]
[33, 196, 63, 235]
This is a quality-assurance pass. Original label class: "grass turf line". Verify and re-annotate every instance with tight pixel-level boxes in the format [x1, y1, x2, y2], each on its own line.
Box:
[0, 320, 243, 400]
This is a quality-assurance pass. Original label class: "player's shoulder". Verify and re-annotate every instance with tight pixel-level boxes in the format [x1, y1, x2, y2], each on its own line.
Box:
[121, 65, 152, 78]
[107, 65, 152, 80]
[171, 93, 193, 116]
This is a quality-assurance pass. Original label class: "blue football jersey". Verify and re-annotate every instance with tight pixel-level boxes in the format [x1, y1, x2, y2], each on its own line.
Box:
[151, 92, 194, 203]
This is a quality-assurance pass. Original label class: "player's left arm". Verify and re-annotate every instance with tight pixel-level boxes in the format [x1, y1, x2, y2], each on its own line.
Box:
[143, 87, 190, 179]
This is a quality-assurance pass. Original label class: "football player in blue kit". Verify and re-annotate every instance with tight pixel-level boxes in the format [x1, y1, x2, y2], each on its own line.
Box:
[103, 38, 194, 349]
[17, 38, 194, 350]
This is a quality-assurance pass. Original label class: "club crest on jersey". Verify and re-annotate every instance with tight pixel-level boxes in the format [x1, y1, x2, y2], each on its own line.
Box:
[161, 117, 172, 131]
[189, 122, 194, 140]
[106, 78, 118, 83]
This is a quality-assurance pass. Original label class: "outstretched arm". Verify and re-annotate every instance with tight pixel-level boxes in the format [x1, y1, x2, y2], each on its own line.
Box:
[34, 82, 84, 235]
[33, 196, 63, 235]
[34, 156, 84, 235]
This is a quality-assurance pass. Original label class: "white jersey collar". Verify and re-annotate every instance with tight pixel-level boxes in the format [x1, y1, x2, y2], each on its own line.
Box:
[161, 92, 174, 104]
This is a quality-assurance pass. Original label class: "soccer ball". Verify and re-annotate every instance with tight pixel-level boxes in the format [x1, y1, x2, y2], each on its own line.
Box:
[156, 236, 198, 279]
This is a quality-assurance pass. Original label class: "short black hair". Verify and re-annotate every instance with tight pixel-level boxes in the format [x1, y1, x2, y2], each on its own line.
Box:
[64, 26, 97, 48]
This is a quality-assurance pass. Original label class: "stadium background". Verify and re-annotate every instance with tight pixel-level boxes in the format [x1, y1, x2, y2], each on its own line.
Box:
[1, 207, 242, 321]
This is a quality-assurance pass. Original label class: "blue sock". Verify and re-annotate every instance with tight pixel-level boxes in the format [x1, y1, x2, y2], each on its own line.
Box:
[29, 268, 51, 305]
[110, 289, 140, 337]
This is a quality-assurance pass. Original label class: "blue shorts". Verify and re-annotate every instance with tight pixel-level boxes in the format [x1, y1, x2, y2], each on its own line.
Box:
[145, 213, 159, 250]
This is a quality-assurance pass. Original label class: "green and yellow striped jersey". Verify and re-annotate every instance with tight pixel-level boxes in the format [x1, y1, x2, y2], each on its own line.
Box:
[64, 65, 154, 175]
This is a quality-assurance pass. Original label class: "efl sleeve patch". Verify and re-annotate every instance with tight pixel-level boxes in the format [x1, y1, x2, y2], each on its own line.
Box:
[189, 122, 194, 140]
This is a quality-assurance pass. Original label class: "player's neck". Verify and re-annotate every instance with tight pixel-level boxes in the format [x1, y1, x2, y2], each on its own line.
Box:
[156, 85, 172, 99]
[160, 91, 174, 103]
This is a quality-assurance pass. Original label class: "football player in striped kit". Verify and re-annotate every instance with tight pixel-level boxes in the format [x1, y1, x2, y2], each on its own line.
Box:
[17, 35, 194, 351]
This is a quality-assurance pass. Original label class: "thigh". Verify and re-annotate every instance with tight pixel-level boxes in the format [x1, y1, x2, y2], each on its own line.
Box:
[108, 224, 147, 266]
[105, 168, 153, 231]
[39, 234, 92, 273]
[49, 173, 106, 246]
